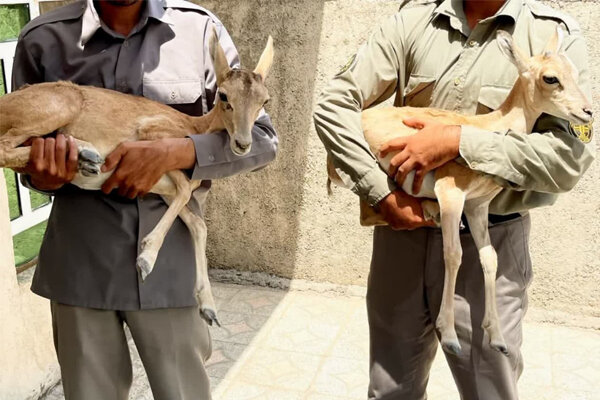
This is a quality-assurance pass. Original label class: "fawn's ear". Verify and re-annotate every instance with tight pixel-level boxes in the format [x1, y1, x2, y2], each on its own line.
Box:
[209, 25, 231, 86]
[543, 25, 565, 56]
[497, 30, 529, 74]
[254, 36, 274, 82]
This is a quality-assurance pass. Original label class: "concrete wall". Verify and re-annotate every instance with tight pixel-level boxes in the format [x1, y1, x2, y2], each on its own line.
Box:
[200, 0, 600, 320]
[0, 172, 59, 400]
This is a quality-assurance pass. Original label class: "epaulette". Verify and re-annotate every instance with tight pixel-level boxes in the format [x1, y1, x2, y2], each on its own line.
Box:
[18, 1, 85, 39]
[399, 0, 442, 10]
[165, 0, 224, 27]
[527, 1, 581, 34]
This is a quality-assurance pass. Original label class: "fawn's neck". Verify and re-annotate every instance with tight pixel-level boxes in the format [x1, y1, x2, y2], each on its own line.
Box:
[472, 78, 541, 134]
[188, 105, 225, 134]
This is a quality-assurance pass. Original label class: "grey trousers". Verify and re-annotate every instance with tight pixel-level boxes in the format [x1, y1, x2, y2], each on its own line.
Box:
[51, 302, 212, 400]
[367, 215, 532, 400]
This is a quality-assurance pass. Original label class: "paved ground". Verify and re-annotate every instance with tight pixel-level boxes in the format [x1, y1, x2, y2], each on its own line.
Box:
[42, 282, 600, 400]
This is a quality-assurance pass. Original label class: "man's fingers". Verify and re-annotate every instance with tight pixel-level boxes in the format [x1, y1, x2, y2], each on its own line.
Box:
[388, 150, 410, 176]
[412, 169, 426, 194]
[44, 138, 57, 176]
[66, 137, 79, 176]
[29, 138, 45, 171]
[55, 134, 67, 176]
[379, 139, 407, 158]
[101, 145, 125, 173]
[101, 172, 120, 194]
[395, 160, 415, 186]
[402, 117, 426, 130]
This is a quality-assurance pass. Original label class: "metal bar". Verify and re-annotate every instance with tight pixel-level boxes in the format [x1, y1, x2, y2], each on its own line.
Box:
[10, 204, 51, 235]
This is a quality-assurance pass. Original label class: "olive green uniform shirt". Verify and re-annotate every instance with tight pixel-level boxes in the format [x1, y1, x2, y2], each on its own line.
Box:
[314, 0, 594, 215]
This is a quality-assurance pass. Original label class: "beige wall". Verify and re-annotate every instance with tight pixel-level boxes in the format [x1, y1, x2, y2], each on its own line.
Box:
[0, 172, 59, 400]
[200, 0, 600, 320]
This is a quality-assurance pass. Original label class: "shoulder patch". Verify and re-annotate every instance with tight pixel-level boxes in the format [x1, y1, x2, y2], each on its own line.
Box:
[399, 0, 441, 10]
[527, 1, 581, 34]
[165, 0, 223, 25]
[19, 1, 84, 39]
[569, 121, 594, 144]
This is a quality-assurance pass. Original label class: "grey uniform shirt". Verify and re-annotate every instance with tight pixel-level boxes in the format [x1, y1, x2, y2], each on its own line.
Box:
[13, 0, 278, 310]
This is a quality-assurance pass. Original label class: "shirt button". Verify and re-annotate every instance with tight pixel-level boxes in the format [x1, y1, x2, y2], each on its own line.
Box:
[123, 40, 129, 48]
[469, 40, 477, 47]
[170, 91, 177, 100]
[454, 77, 461, 86]
[208, 155, 215, 162]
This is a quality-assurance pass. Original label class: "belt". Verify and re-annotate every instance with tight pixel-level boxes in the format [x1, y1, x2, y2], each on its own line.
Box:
[460, 213, 522, 233]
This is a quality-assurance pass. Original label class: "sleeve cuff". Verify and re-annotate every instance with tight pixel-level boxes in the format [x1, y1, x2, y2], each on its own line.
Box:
[352, 165, 395, 206]
[459, 125, 525, 187]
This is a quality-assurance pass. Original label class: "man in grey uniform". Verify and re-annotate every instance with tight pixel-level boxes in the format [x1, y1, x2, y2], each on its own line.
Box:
[13, 0, 278, 399]
[314, 0, 593, 399]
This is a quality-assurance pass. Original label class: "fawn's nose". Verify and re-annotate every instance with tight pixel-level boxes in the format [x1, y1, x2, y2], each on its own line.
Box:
[583, 107, 593, 118]
[235, 140, 250, 151]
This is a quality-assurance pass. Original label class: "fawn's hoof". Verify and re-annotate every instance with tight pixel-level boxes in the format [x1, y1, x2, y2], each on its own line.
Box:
[442, 339, 462, 355]
[200, 307, 221, 328]
[136, 256, 153, 281]
[200, 307, 221, 327]
[78, 149, 104, 176]
[491, 341, 509, 357]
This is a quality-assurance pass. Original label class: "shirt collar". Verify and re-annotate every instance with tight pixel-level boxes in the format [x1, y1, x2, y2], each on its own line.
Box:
[433, 0, 523, 34]
[80, 0, 173, 46]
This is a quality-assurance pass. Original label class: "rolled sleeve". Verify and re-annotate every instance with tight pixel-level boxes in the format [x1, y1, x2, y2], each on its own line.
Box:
[189, 113, 278, 180]
[313, 14, 405, 206]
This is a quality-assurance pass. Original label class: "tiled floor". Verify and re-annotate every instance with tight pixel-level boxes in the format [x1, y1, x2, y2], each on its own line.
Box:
[42, 282, 600, 400]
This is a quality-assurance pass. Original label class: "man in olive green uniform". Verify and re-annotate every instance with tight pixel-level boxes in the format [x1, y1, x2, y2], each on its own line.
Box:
[314, 0, 594, 399]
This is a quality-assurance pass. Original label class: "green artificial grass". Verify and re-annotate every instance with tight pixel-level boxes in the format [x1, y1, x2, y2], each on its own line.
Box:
[0, 4, 29, 42]
[13, 221, 47, 265]
[3, 170, 50, 267]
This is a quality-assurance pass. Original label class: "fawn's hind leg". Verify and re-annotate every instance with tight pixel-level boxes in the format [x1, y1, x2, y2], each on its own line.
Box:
[464, 189, 508, 356]
[0, 132, 37, 168]
[434, 177, 466, 355]
[177, 205, 219, 327]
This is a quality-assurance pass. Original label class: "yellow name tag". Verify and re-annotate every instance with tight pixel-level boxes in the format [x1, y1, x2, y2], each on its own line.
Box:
[570, 121, 594, 144]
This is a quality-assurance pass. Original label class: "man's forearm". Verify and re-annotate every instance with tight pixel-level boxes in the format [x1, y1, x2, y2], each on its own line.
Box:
[188, 114, 278, 180]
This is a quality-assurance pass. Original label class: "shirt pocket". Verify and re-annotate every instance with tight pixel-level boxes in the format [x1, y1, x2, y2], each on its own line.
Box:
[403, 75, 436, 107]
[142, 80, 204, 105]
[476, 85, 511, 115]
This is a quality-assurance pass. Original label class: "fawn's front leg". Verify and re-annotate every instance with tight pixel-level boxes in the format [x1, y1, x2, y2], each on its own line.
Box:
[138, 170, 193, 280]
[434, 178, 466, 355]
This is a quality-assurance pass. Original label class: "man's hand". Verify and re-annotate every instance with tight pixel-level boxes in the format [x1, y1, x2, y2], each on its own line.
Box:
[17, 134, 79, 191]
[379, 117, 461, 194]
[377, 190, 436, 230]
[101, 138, 196, 199]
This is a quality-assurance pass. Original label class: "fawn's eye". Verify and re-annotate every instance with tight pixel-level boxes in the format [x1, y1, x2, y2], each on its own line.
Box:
[543, 76, 559, 85]
[263, 98, 270, 106]
[219, 92, 228, 102]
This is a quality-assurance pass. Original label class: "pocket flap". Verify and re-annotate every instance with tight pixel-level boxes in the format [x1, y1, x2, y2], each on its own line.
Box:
[142, 80, 203, 105]
[477, 85, 510, 113]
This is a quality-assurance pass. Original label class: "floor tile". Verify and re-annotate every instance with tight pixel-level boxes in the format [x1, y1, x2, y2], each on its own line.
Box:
[310, 357, 369, 398]
[234, 348, 323, 392]
[210, 311, 270, 344]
